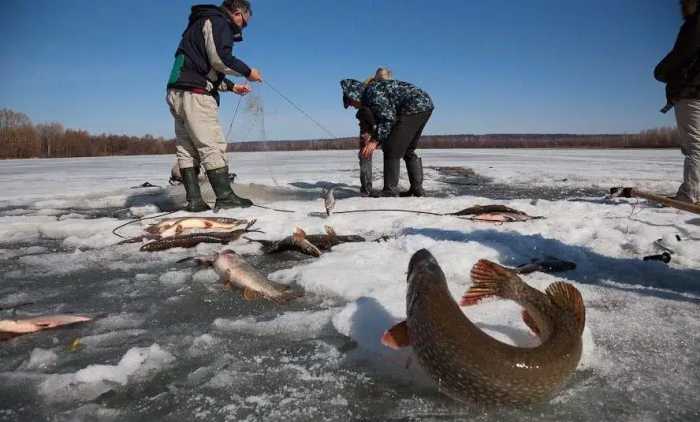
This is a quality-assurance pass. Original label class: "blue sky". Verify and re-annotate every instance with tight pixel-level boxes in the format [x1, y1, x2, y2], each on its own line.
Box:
[0, 0, 683, 140]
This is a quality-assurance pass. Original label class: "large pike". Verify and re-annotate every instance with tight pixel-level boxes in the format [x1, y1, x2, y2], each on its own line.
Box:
[140, 220, 262, 252]
[382, 250, 585, 405]
[450, 205, 543, 223]
[145, 217, 249, 238]
[246, 226, 365, 257]
[193, 250, 303, 304]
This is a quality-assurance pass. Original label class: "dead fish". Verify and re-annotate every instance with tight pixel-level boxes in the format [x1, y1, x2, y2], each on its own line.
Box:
[194, 250, 303, 303]
[0, 314, 93, 341]
[145, 217, 249, 238]
[246, 226, 365, 256]
[451, 205, 529, 217]
[515, 257, 577, 275]
[140, 220, 262, 252]
[381, 250, 585, 405]
[321, 187, 336, 216]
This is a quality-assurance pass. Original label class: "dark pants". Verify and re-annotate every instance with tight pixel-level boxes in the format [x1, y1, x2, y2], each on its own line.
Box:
[382, 111, 432, 161]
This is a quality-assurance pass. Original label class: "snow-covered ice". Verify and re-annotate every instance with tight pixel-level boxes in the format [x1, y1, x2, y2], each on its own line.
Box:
[0, 149, 698, 421]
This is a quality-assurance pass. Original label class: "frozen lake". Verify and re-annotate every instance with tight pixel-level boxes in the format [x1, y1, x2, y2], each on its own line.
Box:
[0, 149, 698, 421]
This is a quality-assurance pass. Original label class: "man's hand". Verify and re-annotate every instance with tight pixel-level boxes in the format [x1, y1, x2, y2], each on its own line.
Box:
[361, 141, 379, 159]
[232, 84, 252, 96]
[247, 68, 263, 82]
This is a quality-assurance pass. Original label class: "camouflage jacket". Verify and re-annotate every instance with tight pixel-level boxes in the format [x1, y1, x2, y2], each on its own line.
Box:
[361, 80, 434, 144]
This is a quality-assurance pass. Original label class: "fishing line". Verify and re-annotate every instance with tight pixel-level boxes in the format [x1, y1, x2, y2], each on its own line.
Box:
[111, 210, 179, 239]
[253, 204, 295, 214]
[264, 80, 338, 139]
[333, 209, 446, 217]
[225, 94, 244, 142]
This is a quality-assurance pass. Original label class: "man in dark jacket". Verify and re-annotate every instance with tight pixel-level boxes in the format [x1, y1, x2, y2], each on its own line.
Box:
[166, 0, 262, 211]
[655, 0, 700, 205]
[341, 78, 434, 197]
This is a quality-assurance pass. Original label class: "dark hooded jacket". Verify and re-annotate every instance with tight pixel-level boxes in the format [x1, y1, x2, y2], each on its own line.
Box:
[167, 5, 251, 104]
[655, 9, 700, 104]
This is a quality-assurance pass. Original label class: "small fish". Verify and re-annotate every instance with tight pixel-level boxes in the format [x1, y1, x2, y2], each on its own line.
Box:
[515, 257, 577, 275]
[145, 217, 249, 238]
[451, 204, 529, 217]
[381, 250, 585, 405]
[194, 250, 303, 303]
[140, 220, 262, 252]
[0, 314, 93, 341]
[321, 188, 336, 216]
[246, 226, 365, 257]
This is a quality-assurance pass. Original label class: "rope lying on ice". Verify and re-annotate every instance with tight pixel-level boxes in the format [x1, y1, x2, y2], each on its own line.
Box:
[111, 211, 179, 240]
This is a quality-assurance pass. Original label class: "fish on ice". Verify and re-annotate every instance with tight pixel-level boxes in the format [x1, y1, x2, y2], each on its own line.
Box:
[191, 250, 303, 303]
[381, 250, 585, 405]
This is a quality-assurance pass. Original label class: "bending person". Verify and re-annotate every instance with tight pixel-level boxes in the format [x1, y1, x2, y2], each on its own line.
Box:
[655, 0, 700, 205]
[341, 77, 434, 197]
[166, 0, 262, 211]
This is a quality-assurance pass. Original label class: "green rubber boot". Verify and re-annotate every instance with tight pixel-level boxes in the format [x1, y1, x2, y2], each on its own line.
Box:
[206, 166, 253, 209]
[181, 167, 211, 212]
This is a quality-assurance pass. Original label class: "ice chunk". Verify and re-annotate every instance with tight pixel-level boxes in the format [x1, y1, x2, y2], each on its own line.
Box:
[21, 348, 58, 371]
[38, 344, 174, 403]
[213, 309, 335, 339]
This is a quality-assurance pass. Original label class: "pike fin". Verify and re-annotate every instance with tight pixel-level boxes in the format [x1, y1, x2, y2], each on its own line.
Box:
[324, 225, 337, 238]
[521, 310, 541, 337]
[293, 227, 307, 240]
[460, 259, 516, 306]
[245, 219, 257, 231]
[243, 288, 264, 301]
[545, 282, 586, 336]
[381, 320, 411, 349]
[269, 290, 304, 304]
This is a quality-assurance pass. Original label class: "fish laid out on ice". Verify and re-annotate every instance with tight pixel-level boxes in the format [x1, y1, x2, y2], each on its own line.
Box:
[192, 250, 303, 304]
[514, 257, 577, 275]
[140, 220, 262, 252]
[0, 314, 93, 341]
[381, 250, 585, 405]
[145, 217, 250, 238]
[246, 226, 366, 257]
[450, 205, 543, 222]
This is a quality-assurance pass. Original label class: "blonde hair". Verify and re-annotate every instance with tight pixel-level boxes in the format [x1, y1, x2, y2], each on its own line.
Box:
[364, 67, 393, 86]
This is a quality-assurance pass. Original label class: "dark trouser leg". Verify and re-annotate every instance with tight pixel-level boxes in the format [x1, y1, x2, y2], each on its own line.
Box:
[401, 111, 431, 197]
[359, 156, 373, 195]
[181, 167, 211, 212]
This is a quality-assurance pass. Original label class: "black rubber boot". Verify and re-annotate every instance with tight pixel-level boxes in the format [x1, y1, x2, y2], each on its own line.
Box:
[181, 167, 211, 212]
[206, 166, 253, 209]
[360, 157, 373, 196]
[400, 157, 425, 197]
[371, 159, 401, 197]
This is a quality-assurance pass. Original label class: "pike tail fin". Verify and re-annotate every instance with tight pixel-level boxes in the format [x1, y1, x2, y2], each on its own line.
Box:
[521, 310, 541, 337]
[269, 289, 304, 304]
[461, 259, 519, 306]
[381, 320, 411, 349]
[545, 282, 586, 336]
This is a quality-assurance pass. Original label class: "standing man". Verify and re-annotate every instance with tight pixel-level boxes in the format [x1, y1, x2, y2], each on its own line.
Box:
[167, 0, 262, 211]
[655, 0, 700, 205]
[341, 78, 434, 197]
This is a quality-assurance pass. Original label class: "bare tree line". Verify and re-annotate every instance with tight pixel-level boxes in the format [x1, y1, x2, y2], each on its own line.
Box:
[0, 107, 681, 159]
[0, 108, 176, 159]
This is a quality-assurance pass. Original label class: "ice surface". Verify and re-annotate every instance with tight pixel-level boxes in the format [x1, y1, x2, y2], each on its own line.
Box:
[1, 150, 698, 421]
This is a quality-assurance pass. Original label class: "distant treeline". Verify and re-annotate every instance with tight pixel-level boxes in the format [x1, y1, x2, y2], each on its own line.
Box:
[0, 108, 176, 160]
[0, 107, 681, 159]
[229, 129, 681, 152]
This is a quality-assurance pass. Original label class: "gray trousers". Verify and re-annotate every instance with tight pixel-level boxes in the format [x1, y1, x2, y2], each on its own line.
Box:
[166, 89, 228, 171]
[674, 99, 700, 203]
